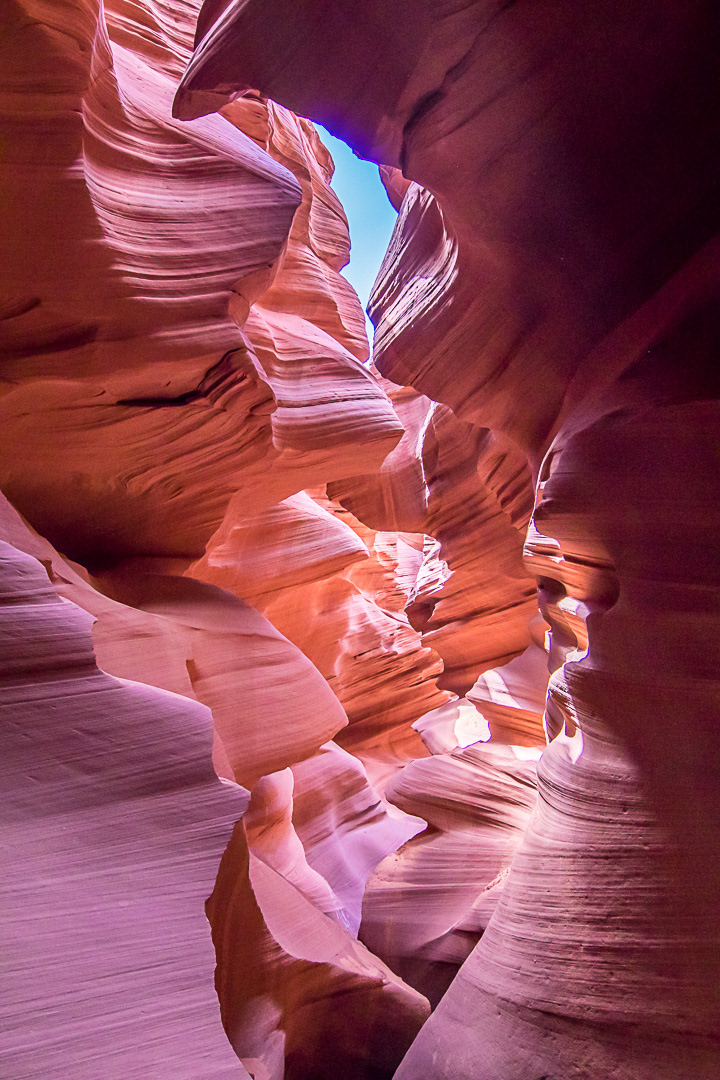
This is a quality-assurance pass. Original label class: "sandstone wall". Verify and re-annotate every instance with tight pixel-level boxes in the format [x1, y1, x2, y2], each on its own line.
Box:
[2, 1, 719, 1078]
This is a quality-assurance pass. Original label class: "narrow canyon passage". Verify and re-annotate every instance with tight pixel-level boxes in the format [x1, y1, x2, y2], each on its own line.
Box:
[2, 2, 719, 1079]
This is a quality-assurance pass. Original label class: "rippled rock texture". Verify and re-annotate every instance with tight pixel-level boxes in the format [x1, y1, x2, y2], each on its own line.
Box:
[0, 0, 400, 566]
[175, 1, 720, 1077]
[0, 534, 249, 1079]
[1, 2, 427, 1076]
[3, 0, 720, 1078]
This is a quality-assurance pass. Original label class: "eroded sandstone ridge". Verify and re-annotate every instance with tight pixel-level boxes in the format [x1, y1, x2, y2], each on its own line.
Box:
[2, 0, 720, 1078]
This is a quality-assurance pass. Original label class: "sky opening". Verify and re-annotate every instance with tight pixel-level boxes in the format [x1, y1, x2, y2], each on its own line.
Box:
[315, 125, 397, 341]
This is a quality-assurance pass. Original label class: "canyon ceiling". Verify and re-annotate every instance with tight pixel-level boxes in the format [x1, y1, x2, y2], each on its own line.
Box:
[2, 1, 719, 1078]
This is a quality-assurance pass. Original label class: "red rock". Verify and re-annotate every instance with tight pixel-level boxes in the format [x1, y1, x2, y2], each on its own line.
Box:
[176, 2, 720, 1075]
[177, 0, 719, 455]
[332, 380, 537, 695]
[244, 767, 351, 925]
[6, 0, 720, 1076]
[0, 492, 347, 788]
[466, 635, 549, 747]
[292, 740, 425, 926]
[361, 741, 538, 1008]
[0, 0, 401, 566]
[397, 315, 720, 1076]
[188, 486, 448, 763]
[0, 474, 428, 1080]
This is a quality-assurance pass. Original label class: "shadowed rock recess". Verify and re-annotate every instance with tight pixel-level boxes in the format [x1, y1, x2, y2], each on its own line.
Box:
[2, 1, 719, 1077]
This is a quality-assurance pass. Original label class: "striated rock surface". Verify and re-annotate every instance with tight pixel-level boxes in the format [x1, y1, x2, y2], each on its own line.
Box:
[5, 0, 720, 1077]
[361, 738, 538, 1008]
[176, 1, 720, 1077]
[397, 709, 720, 1079]
[188, 485, 449, 763]
[209, 821, 430, 1080]
[466, 620, 549, 748]
[2, 0, 290, 561]
[0, 538, 249, 1079]
[0, 6, 425, 1076]
[0, 490, 349, 789]
[0, 0, 401, 566]
[177, 0, 719, 454]
[396, 320, 720, 1076]
[0, 497, 428, 1080]
[331, 377, 537, 696]
[290, 740, 426, 933]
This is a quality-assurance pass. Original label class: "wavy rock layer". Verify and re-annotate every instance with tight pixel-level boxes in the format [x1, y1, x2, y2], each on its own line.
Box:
[361, 738, 538, 1008]
[394, 258, 720, 1079]
[0, 538, 249, 1079]
[210, 823, 429, 1080]
[0, 490, 348, 788]
[5, 0, 720, 1078]
[398, 712, 720, 1079]
[189, 489, 448, 762]
[1, 3, 428, 1077]
[331, 378, 537, 695]
[176, 2, 720, 1077]
[0, 492, 432, 1078]
[0, 0, 401, 566]
[176, 0, 719, 453]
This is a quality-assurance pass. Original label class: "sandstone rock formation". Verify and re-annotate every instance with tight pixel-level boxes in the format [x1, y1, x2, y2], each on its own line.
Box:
[360, 737, 539, 1008]
[0, 537, 249, 1079]
[210, 822, 429, 1080]
[1, 2, 427, 1076]
[188, 487, 448, 764]
[330, 378, 537, 695]
[177, 0, 720, 450]
[0, 0, 401, 568]
[0, 492, 432, 1078]
[3, 0, 720, 1078]
[174, 1, 720, 1077]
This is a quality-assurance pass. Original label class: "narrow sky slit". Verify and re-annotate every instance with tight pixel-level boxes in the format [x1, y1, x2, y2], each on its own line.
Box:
[315, 125, 398, 342]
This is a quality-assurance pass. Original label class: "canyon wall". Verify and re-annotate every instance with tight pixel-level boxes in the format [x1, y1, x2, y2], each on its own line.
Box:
[1, 3, 430, 1076]
[3, 1, 720, 1078]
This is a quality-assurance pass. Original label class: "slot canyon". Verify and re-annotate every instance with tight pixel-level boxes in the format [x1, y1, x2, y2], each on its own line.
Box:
[2, 1, 719, 1077]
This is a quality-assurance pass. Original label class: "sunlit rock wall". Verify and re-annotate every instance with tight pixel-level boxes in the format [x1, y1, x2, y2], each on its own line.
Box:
[175, 1, 720, 1078]
[1, 2, 431, 1077]
[0, 0, 400, 568]
[3, 0, 720, 1078]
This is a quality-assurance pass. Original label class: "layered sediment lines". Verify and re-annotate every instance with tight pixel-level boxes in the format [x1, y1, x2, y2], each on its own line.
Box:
[0, 0, 401, 566]
[188, 489, 449, 761]
[361, 737, 539, 1008]
[0, 537, 249, 1079]
[174, 1, 720, 1077]
[331, 377, 538, 695]
[3, 0, 720, 1078]
[1, 2, 432, 1076]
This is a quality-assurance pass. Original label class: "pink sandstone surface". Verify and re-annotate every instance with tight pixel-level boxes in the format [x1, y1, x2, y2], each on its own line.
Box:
[2, 0, 720, 1077]
[0, 536, 250, 1079]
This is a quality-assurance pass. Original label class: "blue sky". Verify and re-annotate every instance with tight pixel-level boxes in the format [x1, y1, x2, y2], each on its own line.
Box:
[315, 125, 397, 338]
